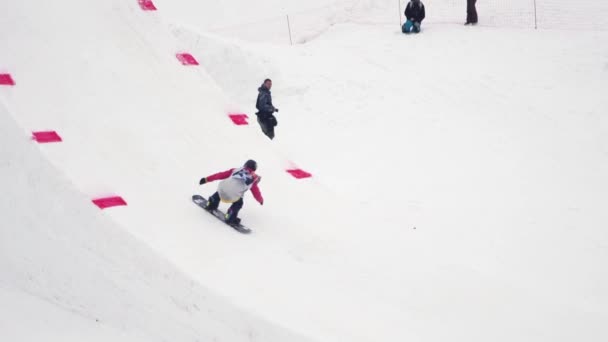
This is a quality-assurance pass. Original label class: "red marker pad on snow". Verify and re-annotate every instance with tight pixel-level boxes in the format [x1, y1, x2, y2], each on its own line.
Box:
[286, 169, 312, 179]
[32, 131, 62, 143]
[92, 196, 127, 209]
[0, 74, 15, 86]
[228, 114, 249, 125]
[138, 0, 157, 11]
[176, 53, 199, 65]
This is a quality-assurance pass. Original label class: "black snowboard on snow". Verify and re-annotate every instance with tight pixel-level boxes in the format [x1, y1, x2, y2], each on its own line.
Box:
[192, 195, 252, 234]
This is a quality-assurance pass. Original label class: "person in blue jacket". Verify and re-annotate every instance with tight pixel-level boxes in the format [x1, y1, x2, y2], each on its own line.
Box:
[402, 0, 426, 34]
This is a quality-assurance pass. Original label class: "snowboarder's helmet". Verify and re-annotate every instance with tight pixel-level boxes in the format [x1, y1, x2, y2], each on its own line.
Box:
[244, 159, 257, 171]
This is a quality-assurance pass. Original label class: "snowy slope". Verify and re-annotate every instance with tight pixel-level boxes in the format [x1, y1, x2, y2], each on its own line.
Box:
[158, 0, 608, 44]
[1, 0, 608, 341]
[0, 102, 309, 341]
[170, 18, 608, 341]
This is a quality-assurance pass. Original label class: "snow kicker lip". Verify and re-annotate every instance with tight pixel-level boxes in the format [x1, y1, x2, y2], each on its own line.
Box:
[0, 74, 15, 86]
[176, 53, 199, 65]
[32, 131, 62, 143]
[138, 0, 157, 11]
[228, 113, 249, 125]
[286, 169, 312, 179]
[92, 196, 128, 209]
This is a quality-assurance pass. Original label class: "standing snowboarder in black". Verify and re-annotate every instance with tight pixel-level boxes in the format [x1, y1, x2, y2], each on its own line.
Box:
[255, 79, 279, 140]
[465, 0, 478, 25]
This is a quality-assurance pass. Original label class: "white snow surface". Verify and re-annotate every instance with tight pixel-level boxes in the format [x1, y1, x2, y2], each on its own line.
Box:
[156, 0, 608, 44]
[1, 0, 608, 341]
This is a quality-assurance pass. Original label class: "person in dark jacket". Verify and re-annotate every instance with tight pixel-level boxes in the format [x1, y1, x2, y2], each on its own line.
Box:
[465, 0, 478, 25]
[255, 79, 278, 140]
[402, 0, 425, 34]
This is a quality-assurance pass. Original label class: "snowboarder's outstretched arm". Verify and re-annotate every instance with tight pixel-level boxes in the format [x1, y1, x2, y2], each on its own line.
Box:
[199, 169, 234, 184]
[250, 181, 264, 205]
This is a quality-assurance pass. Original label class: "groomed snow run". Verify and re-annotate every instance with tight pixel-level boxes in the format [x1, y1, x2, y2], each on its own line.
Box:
[1, 0, 607, 341]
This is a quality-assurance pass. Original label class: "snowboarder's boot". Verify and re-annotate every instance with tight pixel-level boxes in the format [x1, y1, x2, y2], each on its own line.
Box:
[205, 192, 220, 211]
[224, 198, 244, 225]
[225, 212, 241, 225]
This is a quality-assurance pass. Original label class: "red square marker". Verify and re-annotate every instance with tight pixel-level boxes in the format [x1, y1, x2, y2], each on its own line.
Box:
[287, 169, 312, 179]
[138, 0, 157, 11]
[0, 74, 15, 86]
[32, 131, 62, 143]
[228, 114, 249, 125]
[92, 196, 127, 209]
[176, 53, 199, 65]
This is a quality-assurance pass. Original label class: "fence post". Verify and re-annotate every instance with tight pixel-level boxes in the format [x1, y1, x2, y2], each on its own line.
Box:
[286, 14, 293, 45]
[533, 0, 538, 29]
[398, 0, 402, 28]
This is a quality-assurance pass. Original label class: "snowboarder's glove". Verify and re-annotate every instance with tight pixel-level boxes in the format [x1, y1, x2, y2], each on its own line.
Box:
[274, 108, 279, 112]
[199, 177, 207, 185]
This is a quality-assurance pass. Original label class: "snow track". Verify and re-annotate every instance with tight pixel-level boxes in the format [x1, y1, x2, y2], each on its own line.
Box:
[1, 0, 607, 341]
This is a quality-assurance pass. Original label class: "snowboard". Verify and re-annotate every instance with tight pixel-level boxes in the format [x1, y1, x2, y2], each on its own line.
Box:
[192, 194, 252, 234]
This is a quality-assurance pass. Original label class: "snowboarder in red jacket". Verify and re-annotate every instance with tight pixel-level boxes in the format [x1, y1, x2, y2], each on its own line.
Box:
[198, 160, 263, 225]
